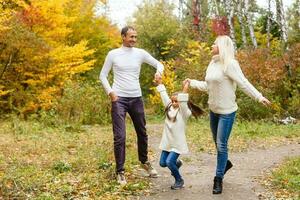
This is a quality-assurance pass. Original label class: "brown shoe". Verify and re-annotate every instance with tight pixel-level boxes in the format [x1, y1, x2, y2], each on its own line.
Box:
[141, 161, 158, 178]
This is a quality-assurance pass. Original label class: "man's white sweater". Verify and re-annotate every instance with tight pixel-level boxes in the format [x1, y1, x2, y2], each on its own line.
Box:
[190, 55, 263, 114]
[100, 46, 164, 97]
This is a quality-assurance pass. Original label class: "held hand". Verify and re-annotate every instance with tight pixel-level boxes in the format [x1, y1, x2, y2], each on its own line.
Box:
[183, 78, 191, 86]
[182, 80, 190, 93]
[155, 72, 162, 78]
[260, 96, 271, 106]
[109, 91, 118, 102]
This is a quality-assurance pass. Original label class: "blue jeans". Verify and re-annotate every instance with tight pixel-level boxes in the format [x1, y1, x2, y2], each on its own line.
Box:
[159, 150, 182, 181]
[210, 111, 236, 179]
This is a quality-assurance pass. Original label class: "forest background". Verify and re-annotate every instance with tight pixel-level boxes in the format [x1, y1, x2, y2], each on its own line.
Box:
[0, 0, 299, 124]
[0, 0, 299, 199]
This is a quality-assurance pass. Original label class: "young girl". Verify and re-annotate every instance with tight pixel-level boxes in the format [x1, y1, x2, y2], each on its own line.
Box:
[155, 75, 203, 190]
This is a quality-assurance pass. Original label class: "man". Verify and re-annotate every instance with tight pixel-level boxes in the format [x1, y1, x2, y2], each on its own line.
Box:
[99, 26, 164, 185]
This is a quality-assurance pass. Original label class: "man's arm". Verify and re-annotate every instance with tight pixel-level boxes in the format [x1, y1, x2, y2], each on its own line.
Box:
[99, 52, 117, 101]
[141, 49, 164, 75]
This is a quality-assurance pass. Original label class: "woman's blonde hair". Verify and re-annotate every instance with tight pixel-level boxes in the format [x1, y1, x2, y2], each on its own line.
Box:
[215, 35, 235, 71]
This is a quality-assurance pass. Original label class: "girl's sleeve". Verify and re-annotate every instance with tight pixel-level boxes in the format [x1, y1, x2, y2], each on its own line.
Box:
[190, 79, 208, 92]
[178, 93, 192, 120]
[156, 84, 171, 107]
[225, 60, 263, 102]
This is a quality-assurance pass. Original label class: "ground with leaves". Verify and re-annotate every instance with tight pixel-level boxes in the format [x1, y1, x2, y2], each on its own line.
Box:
[139, 124, 299, 200]
[0, 118, 299, 199]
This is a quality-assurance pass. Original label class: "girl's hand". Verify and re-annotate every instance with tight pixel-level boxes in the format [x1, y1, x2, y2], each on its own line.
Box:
[183, 78, 191, 86]
[182, 80, 190, 93]
[260, 96, 271, 106]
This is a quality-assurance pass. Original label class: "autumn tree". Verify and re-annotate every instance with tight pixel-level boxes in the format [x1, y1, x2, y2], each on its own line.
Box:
[287, 0, 300, 44]
[0, 0, 102, 116]
[133, 0, 183, 60]
[65, 0, 120, 81]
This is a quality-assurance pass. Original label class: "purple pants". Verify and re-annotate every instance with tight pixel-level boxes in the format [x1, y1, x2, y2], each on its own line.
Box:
[111, 96, 148, 172]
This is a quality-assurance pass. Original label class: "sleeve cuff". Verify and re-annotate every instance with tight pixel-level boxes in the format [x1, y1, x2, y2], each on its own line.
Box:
[258, 94, 264, 102]
[190, 80, 197, 88]
[156, 62, 164, 74]
[107, 89, 113, 95]
[156, 84, 166, 92]
[178, 93, 189, 102]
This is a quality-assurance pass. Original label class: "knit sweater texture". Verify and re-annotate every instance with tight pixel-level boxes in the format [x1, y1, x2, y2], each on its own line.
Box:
[157, 84, 191, 154]
[100, 46, 164, 97]
[190, 55, 263, 114]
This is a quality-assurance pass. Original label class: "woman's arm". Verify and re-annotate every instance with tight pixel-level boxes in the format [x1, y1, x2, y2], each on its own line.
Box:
[187, 79, 208, 92]
[226, 60, 271, 105]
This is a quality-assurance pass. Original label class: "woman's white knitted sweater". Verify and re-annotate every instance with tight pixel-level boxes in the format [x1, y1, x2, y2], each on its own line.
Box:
[190, 55, 263, 114]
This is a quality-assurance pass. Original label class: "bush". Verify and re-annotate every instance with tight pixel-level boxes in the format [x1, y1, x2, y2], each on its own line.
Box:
[53, 81, 111, 125]
[236, 91, 273, 120]
[34, 81, 111, 126]
[236, 47, 300, 119]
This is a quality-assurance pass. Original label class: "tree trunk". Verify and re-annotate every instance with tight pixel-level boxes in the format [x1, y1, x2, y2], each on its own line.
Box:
[244, 0, 257, 48]
[275, 0, 288, 43]
[225, 0, 237, 49]
[212, 0, 220, 16]
[0, 53, 13, 80]
[267, 0, 271, 48]
[237, 0, 247, 47]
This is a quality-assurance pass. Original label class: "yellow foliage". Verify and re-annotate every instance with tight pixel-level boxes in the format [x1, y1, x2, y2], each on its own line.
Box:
[23, 101, 39, 112]
[0, 0, 97, 114]
[29, 41, 95, 110]
[48, 40, 95, 76]
[29, 0, 74, 45]
[37, 87, 60, 110]
[255, 32, 282, 56]
[0, 3, 12, 31]
[0, 85, 14, 96]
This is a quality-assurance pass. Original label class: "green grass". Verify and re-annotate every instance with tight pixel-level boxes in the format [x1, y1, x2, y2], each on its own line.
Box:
[267, 157, 300, 199]
[0, 118, 151, 199]
[184, 117, 300, 153]
[0, 116, 298, 199]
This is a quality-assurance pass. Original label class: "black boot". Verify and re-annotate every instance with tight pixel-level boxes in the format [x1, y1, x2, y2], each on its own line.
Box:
[213, 176, 223, 194]
[224, 160, 233, 175]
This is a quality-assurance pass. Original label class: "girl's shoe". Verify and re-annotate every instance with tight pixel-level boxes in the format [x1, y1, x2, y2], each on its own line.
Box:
[171, 179, 184, 190]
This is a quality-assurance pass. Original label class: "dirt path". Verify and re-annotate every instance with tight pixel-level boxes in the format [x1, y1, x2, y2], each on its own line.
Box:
[139, 125, 300, 200]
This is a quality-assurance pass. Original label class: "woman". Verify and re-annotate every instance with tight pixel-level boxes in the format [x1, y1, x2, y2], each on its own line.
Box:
[184, 35, 271, 194]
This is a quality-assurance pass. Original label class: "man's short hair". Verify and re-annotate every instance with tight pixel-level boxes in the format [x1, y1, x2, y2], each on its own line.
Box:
[121, 26, 135, 37]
